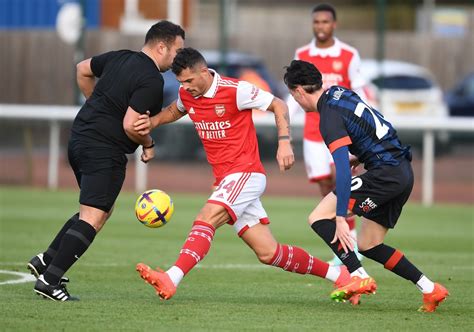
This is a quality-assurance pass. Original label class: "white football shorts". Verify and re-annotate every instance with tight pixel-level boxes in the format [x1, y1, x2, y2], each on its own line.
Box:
[303, 139, 334, 182]
[208, 172, 269, 236]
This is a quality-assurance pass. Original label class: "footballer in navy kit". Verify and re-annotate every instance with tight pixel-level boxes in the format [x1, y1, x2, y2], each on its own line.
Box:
[284, 60, 448, 312]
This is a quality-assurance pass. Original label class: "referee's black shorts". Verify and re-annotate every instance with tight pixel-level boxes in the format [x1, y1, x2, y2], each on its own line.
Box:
[347, 158, 414, 229]
[68, 140, 127, 213]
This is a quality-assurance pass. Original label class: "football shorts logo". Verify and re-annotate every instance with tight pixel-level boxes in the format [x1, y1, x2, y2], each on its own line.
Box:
[332, 60, 343, 72]
[215, 104, 226, 117]
[359, 197, 378, 213]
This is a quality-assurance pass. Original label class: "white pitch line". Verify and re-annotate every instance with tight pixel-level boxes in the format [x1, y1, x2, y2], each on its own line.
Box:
[0, 270, 36, 285]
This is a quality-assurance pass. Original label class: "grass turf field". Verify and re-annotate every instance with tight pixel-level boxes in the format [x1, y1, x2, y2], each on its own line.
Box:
[0, 187, 472, 331]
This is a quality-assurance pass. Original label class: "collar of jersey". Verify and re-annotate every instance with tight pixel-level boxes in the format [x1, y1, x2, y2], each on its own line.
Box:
[201, 68, 220, 99]
[308, 37, 341, 57]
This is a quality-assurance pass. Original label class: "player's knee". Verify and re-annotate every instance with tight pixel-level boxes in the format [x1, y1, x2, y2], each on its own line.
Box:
[256, 251, 274, 265]
[357, 239, 381, 252]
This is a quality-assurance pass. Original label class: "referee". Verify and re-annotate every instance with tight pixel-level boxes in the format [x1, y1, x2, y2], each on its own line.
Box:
[27, 20, 185, 301]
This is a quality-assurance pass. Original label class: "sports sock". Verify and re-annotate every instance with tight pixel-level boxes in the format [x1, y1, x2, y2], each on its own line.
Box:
[351, 267, 370, 278]
[166, 266, 185, 287]
[173, 221, 215, 276]
[325, 266, 342, 282]
[269, 244, 329, 278]
[359, 243, 423, 283]
[43, 213, 79, 264]
[311, 219, 362, 273]
[43, 219, 96, 285]
[416, 275, 435, 294]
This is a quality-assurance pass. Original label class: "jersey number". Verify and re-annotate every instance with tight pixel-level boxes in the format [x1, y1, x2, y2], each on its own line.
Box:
[216, 180, 236, 194]
[354, 102, 389, 139]
[351, 177, 363, 191]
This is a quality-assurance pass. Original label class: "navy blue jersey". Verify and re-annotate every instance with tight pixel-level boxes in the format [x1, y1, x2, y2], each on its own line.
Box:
[317, 86, 410, 169]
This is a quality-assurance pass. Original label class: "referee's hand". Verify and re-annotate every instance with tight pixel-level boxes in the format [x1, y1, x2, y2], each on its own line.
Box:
[134, 111, 152, 136]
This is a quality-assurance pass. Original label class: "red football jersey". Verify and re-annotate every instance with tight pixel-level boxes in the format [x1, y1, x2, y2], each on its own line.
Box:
[177, 70, 274, 185]
[289, 38, 365, 142]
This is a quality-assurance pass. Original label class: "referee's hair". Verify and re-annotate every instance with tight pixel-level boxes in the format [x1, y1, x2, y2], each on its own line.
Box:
[312, 3, 337, 21]
[284, 60, 323, 93]
[145, 20, 185, 46]
[172, 48, 208, 75]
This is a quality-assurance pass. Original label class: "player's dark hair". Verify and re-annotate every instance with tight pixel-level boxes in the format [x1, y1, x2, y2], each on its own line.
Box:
[312, 3, 337, 21]
[145, 20, 185, 46]
[284, 60, 323, 93]
[171, 47, 208, 75]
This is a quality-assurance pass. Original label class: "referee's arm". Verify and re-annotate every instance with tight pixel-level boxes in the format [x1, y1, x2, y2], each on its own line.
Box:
[123, 107, 154, 147]
[76, 58, 95, 99]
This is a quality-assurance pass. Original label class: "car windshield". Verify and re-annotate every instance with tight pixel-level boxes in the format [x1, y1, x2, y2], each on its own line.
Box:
[372, 75, 433, 90]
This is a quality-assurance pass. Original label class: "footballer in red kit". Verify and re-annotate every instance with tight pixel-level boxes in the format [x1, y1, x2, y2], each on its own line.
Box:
[132, 48, 361, 304]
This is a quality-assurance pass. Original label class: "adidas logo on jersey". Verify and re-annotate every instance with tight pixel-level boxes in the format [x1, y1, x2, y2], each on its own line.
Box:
[188, 107, 195, 114]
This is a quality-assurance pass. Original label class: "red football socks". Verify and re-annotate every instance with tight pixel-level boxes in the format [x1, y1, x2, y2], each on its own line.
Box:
[174, 221, 215, 275]
[270, 244, 329, 278]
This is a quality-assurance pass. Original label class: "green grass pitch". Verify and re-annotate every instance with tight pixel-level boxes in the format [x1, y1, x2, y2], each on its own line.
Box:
[0, 187, 472, 331]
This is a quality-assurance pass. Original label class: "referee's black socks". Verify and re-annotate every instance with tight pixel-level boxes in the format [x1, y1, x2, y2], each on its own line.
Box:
[359, 243, 423, 283]
[311, 219, 362, 273]
[43, 213, 79, 265]
[43, 219, 96, 285]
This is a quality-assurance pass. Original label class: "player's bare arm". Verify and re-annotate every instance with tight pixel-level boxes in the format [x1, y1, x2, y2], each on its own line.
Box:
[133, 101, 186, 135]
[123, 106, 155, 163]
[267, 97, 295, 171]
[76, 58, 95, 99]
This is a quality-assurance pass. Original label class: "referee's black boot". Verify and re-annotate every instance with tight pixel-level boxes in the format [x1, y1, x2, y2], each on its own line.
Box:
[27, 253, 70, 283]
[34, 275, 79, 302]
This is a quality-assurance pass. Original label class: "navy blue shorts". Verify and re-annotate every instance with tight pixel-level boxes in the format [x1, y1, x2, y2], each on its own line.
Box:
[345, 159, 414, 229]
[68, 140, 127, 212]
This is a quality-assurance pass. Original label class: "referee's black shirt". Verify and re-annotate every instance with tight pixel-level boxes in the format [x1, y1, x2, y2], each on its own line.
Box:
[71, 50, 164, 154]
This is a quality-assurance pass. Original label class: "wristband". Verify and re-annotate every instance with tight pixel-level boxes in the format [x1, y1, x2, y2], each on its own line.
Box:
[278, 135, 291, 141]
[143, 139, 155, 149]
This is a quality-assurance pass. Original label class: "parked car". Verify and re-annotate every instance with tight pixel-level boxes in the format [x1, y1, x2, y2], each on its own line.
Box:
[360, 59, 449, 119]
[445, 72, 474, 117]
[360, 59, 450, 151]
[154, 50, 282, 161]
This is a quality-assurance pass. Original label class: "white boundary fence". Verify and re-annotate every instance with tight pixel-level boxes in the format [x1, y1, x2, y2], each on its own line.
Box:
[1, 104, 473, 206]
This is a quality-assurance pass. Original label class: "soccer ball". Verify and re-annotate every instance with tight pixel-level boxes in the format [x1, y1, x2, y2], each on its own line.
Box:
[135, 189, 174, 228]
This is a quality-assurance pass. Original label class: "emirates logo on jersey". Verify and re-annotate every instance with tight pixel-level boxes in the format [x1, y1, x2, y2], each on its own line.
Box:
[215, 104, 226, 117]
[332, 60, 343, 72]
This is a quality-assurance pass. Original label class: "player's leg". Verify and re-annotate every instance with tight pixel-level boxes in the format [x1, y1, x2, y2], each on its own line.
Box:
[308, 192, 376, 301]
[357, 217, 448, 312]
[27, 212, 79, 278]
[136, 172, 257, 299]
[136, 201, 230, 299]
[35, 148, 126, 301]
[28, 143, 84, 278]
[309, 193, 368, 277]
[326, 152, 363, 266]
[356, 160, 448, 311]
[240, 221, 347, 283]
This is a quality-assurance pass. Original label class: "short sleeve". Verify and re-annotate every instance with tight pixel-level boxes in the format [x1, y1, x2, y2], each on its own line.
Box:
[236, 80, 274, 111]
[128, 76, 164, 115]
[176, 90, 187, 113]
[348, 50, 366, 90]
[90, 51, 116, 78]
[320, 102, 352, 153]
